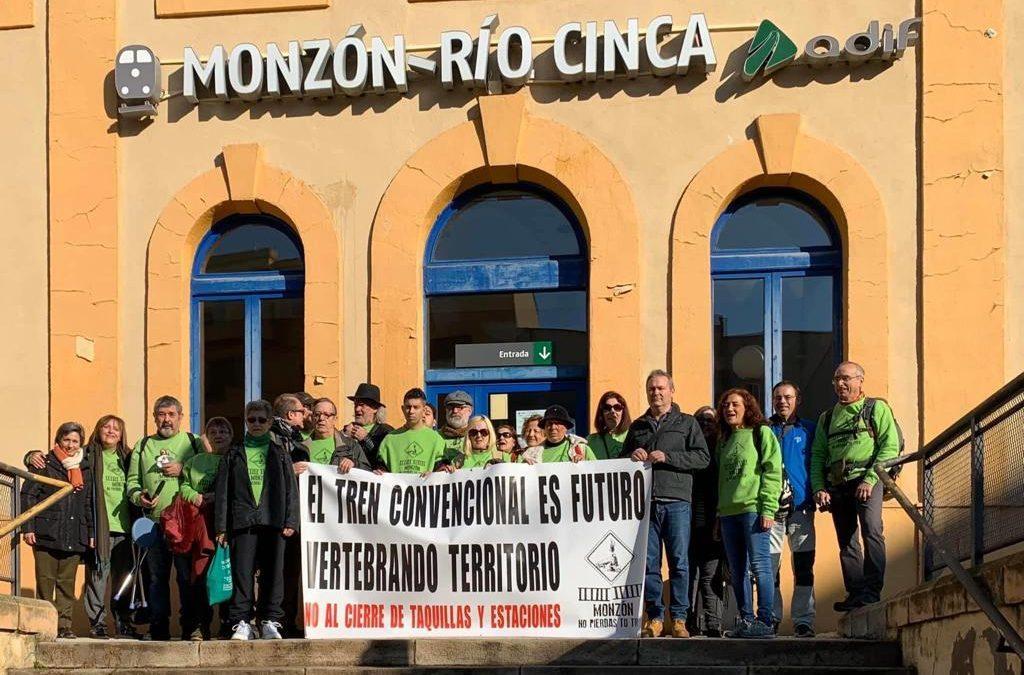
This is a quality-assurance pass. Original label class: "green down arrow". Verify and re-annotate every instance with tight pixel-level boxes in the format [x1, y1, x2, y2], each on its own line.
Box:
[533, 341, 553, 365]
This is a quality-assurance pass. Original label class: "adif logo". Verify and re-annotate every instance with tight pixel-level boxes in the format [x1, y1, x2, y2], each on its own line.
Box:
[742, 20, 797, 82]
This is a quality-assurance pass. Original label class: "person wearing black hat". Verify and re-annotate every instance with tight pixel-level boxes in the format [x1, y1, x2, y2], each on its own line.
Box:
[342, 383, 394, 469]
[525, 405, 595, 463]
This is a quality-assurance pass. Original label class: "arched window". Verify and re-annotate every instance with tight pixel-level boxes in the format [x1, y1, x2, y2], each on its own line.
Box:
[191, 215, 305, 432]
[424, 185, 589, 432]
[711, 189, 841, 416]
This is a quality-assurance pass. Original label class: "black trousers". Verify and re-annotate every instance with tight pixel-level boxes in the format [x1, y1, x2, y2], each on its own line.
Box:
[686, 524, 726, 632]
[281, 529, 303, 634]
[831, 480, 886, 603]
[228, 526, 286, 625]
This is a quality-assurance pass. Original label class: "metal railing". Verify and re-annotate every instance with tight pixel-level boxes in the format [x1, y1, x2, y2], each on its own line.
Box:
[0, 470, 19, 595]
[879, 370, 1024, 659]
[910, 371, 1024, 578]
[0, 460, 76, 596]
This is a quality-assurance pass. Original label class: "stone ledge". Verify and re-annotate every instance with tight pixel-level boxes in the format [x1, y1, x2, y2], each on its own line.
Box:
[414, 638, 637, 666]
[0, 595, 57, 640]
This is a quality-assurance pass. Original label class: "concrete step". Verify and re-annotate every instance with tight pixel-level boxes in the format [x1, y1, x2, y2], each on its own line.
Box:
[27, 637, 906, 671]
[11, 668, 916, 675]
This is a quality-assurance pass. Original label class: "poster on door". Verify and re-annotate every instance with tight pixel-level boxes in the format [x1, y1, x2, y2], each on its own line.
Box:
[299, 459, 652, 638]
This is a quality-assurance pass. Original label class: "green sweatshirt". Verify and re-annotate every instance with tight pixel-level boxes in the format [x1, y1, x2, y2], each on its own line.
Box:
[245, 433, 270, 504]
[307, 437, 336, 465]
[126, 432, 197, 518]
[101, 449, 130, 534]
[379, 426, 446, 474]
[539, 439, 596, 463]
[716, 426, 783, 519]
[810, 397, 900, 491]
[180, 452, 223, 505]
[459, 450, 512, 470]
[587, 431, 628, 460]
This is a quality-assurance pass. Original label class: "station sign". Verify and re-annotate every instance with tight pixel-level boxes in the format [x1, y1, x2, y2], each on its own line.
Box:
[114, 12, 921, 117]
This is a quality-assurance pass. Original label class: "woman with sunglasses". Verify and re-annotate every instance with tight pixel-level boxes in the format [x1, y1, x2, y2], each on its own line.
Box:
[587, 392, 632, 460]
[495, 422, 519, 457]
[214, 400, 299, 641]
[715, 389, 782, 639]
[441, 415, 510, 471]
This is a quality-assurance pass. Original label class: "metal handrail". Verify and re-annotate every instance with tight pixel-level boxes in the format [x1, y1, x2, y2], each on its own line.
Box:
[0, 461, 74, 539]
[876, 461, 1024, 658]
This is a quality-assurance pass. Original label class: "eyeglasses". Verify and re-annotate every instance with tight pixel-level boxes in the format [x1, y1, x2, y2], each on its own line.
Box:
[246, 416, 268, 424]
[602, 403, 624, 412]
[467, 429, 489, 438]
[497, 431, 515, 439]
[313, 411, 336, 419]
[832, 375, 863, 384]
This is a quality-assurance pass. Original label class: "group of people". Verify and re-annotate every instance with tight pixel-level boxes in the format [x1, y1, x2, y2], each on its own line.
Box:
[20, 360, 901, 642]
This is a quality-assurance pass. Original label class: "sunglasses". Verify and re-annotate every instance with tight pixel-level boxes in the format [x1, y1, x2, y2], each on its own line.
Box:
[602, 403, 624, 412]
[497, 431, 515, 439]
[246, 416, 268, 424]
[467, 429, 489, 438]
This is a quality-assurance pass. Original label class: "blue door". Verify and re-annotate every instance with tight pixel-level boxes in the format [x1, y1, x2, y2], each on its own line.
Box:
[190, 215, 305, 433]
[711, 189, 842, 416]
[424, 184, 589, 434]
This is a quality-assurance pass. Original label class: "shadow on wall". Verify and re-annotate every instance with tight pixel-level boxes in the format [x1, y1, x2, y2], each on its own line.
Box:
[105, 36, 894, 134]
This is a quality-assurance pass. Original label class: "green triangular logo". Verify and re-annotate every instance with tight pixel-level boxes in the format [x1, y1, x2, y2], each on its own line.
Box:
[742, 19, 798, 82]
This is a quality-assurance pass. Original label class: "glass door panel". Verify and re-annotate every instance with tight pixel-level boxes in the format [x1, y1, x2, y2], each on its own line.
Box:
[781, 275, 836, 417]
[201, 300, 246, 434]
[260, 297, 304, 404]
[713, 277, 767, 406]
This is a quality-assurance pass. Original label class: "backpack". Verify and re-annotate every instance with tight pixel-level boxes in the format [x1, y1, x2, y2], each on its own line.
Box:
[821, 397, 905, 498]
[752, 425, 793, 520]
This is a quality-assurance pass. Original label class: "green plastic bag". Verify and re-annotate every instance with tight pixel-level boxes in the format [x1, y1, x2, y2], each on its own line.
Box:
[207, 545, 233, 605]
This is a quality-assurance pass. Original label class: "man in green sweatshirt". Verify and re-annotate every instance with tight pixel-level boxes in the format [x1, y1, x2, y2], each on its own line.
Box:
[125, 395, 202, 640]
[379, 388, 446, 474]
[811, 361, 900, 611]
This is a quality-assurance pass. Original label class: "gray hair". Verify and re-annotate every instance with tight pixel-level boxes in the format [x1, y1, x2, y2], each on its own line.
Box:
[152, 395, 183, 416]
[646, 369, 675, 391]
[374, 406, 387, 424]
[273, 393, 301, 418]
[835, 361, 866, 378]
[244, 399, 273, 418]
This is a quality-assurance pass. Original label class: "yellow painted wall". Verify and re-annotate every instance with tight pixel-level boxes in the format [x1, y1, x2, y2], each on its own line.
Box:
[0, 2, 48, 463]
[4, 0, 1020, 635]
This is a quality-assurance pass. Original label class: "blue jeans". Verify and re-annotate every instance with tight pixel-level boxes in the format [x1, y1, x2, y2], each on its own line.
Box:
[720, 512, 774, 624]
[145, 533, 197, 635]
[645, 500, 691, 622]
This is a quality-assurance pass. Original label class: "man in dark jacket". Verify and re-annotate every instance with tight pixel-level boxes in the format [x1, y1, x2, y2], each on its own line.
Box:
[342, 383, 394, 468]
[623, 370, 710, 639]
[214, 400, 299, 641]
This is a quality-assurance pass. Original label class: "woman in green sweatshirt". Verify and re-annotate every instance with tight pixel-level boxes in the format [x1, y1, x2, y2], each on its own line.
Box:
[586, 391, 632, 460]
[180, 416, 233, 639]
[441, 416, 510, 471]
[715, 388, 782, 639]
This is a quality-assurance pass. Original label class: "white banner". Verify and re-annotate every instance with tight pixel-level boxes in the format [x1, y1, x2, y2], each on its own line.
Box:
[299, 459, 652, 638]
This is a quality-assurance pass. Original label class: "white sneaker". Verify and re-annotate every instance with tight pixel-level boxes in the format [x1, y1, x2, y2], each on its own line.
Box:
[230, 621, 254, 640]
[260, 620, 283, 640]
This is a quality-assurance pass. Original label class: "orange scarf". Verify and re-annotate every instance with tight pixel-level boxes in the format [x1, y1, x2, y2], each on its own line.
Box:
[52, 445, 84, 490]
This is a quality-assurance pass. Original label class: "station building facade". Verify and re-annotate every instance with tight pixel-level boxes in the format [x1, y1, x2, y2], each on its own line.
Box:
[1, 0, 1021, 630]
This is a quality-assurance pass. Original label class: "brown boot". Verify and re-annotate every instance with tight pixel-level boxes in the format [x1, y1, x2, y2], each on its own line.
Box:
[641, 618, 664, 637]
[671, 619, 690, 638]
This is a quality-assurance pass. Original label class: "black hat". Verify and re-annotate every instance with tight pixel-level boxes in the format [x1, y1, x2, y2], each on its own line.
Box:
[541, 405, 574, 428]
[347, 383, 385, 407]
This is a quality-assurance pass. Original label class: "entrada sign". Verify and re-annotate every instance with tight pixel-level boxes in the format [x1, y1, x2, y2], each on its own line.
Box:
[113, 13, 923, 117]
[455, 342, 554, 368]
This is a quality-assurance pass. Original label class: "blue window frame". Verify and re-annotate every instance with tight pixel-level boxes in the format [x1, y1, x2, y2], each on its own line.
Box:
[424, 184, 590, 432]
[190, 215, 305, 432]
[711, 189, 842, 416]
